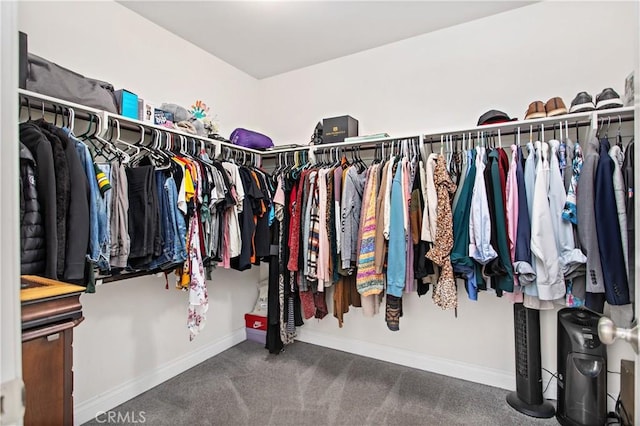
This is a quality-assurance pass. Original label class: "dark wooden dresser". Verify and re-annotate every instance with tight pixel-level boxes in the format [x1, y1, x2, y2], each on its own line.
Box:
[21, 276, 85, 426]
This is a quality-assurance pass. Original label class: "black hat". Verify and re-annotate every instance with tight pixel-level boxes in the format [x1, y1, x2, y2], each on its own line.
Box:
[477, 110, 517, 126]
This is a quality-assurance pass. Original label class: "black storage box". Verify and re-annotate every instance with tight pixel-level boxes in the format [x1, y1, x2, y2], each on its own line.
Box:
[322, 115, 358, 144]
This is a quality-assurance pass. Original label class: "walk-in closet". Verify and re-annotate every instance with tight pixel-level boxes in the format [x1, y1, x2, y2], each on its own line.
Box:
[1, 1, 639, 426]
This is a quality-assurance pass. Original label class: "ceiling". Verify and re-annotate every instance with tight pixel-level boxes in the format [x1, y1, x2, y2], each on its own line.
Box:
[119, 1, 535, 79]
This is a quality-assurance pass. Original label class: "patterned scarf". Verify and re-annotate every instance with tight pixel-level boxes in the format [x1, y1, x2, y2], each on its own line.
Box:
[562, 142, 583, 224]
[426, 155, 458, 310]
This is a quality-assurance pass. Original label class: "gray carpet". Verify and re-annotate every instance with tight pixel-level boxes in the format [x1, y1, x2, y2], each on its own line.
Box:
[83, 340, 558, 425]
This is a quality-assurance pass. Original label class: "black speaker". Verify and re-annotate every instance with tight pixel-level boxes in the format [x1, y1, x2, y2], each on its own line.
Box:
[556, 308, 607, 426]
[506, 303, 555, 418]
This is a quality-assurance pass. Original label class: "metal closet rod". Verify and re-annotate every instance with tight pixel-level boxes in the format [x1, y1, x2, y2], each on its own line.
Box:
[423, 106, 635, 140]
[17, 89, 266, 157]
[19, 89, 634, 158]
[263, 134, 421, 157]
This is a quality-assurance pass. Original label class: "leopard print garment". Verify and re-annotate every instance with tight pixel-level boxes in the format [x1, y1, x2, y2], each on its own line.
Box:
[426, 155, 458, 310]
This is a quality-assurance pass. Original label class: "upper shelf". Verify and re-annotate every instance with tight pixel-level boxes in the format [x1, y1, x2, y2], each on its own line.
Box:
[423, 105, 636, 140]
[267, 106, 636, 153]
[18, 88, 636, 157]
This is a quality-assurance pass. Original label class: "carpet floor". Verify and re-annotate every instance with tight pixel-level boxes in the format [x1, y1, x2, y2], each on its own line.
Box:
[83, 339, 558, 425]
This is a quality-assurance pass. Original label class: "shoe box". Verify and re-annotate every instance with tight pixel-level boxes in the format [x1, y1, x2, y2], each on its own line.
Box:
[245, 313, 267, 344]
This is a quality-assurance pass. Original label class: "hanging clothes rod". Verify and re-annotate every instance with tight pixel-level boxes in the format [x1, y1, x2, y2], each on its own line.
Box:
[103, 112, 266, 156]
[17, 89, 266, 158]
[18, 88, 103, 116]
[422, 106, 635, 140]
[262, 134, 422, 159]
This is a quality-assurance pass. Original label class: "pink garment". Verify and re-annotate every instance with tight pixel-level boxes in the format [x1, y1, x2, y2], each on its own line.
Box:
[505, 146, 519, 262]
[274, 176, 285, 205]
[505, 145, 522, 303]
[334, 167, 343, 254]
[222, 210, 231, 269]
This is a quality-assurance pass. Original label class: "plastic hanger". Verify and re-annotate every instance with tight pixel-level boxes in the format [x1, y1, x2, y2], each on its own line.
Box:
[111, 118, 141, 159]
[25, 96, 32, 121]
[617, 116, 623, 148]
[67, 107, 76, 134]
[76, 114, 95, 140]
[94, 116, 129, 163]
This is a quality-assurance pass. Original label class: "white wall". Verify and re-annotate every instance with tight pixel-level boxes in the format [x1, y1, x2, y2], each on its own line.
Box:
[17, 2, 262, 424]
[15, 0, 639, 421]
[258, 0, 639, 406]
[1, 2, 24, 425]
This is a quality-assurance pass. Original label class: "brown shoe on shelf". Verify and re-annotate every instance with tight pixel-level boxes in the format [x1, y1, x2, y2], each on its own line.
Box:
[545, 97, 567, 117]
[525, 101, 546, 120]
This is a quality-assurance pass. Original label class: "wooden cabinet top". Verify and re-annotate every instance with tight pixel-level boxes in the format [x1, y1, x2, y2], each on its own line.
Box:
[21, 275, 86, 302]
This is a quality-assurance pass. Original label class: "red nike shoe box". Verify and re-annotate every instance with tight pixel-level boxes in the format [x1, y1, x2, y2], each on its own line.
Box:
[244, 313, 267, 331]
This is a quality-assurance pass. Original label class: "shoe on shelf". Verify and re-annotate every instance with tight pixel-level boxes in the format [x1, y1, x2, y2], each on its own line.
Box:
[545, 97, 567, 117]
[525, 101, 546, 120]
[595, 88, 623, 110]
[569, 91, 595, 113]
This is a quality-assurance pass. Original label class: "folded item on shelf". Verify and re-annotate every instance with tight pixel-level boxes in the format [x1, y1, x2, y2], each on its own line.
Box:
[25, 53, 119, 114]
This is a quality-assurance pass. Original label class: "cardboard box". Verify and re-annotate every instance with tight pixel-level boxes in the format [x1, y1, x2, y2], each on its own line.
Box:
[153, 109, 174, 126]
[245, 313, 267, 331]
[322, 115, 358, 144]
[138, 99, 155, 124]
[115, 89, 139, 119]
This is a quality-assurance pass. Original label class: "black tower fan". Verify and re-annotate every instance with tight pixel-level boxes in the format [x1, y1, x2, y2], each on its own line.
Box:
[506, 303, 555, 417]
[556, 308, 607, 426]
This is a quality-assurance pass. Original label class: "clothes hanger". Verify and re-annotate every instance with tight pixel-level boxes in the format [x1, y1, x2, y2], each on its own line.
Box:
[25, 97, 33, 121]
[67, 107, 76, 134]
[597, 117, 604, 139]
[111, 118, 141, 159]
[78, 114, 109, 159]
[94, 116, 129, 163]
[145, 126, 173, 169]
[616, 116, 623, 148]
[76, 113, 95, 140]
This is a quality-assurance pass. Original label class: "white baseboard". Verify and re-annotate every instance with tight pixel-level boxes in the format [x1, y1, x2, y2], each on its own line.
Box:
[296, 329, 557, 401]
[74, 328, 246, 425]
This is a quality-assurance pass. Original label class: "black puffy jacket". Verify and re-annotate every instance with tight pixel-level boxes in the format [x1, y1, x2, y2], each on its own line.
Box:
[20, 142, 46, 275]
